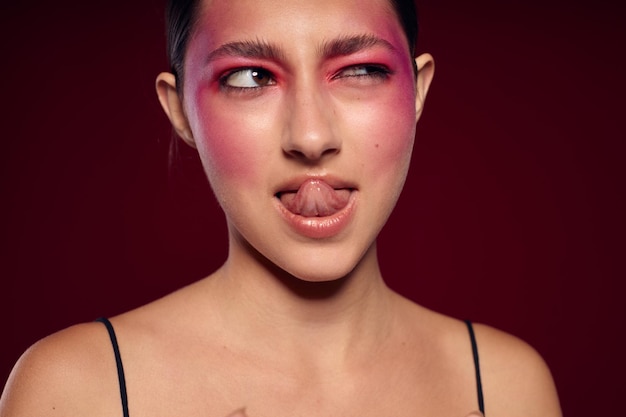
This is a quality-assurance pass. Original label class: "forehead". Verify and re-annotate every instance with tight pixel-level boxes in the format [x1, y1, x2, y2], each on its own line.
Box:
[193, 0, 404, 50]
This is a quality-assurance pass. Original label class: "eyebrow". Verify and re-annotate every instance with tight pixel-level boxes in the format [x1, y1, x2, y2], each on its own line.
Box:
[206, 39, 286, 63]
[319, 34, 397, 58]
[206, 34, 396, 64]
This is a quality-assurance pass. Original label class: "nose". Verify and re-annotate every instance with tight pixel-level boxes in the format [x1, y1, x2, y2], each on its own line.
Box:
[282, 81, 340, 161]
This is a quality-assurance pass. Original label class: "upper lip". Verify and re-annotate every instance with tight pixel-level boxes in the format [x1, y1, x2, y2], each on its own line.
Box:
[273, 174, 357, 196]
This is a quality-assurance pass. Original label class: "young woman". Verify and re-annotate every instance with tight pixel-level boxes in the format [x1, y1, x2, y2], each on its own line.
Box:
[0, 0, 561, 416]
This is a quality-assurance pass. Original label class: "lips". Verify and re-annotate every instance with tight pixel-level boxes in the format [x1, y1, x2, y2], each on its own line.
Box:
[274, 178, 357, 239]
[277, 179, 352, 217]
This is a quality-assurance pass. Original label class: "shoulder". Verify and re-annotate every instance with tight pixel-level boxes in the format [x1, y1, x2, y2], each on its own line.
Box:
[0, 321, 122, 417]
[471, 322, 562, 417]
[393, 301, 562, 415]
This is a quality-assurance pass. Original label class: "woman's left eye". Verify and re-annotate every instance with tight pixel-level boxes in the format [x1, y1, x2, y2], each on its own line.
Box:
[221, 68, 276, 89]
[335, 65, 391, 80]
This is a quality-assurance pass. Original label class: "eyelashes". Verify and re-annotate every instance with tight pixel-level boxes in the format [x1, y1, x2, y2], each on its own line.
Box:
[333, 65, 391, 80]
[219, 64, 392, 92]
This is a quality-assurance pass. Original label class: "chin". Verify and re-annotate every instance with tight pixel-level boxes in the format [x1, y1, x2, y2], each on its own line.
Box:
[271, 255, 357, 282]
[271, 262, 358, 299]
[291, 266, 354, 283]
[267, 244, 375, 289]
[232, 224, 377, 288]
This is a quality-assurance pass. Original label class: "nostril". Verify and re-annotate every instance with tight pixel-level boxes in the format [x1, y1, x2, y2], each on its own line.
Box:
[283, 146, 339, 162]
[283, 148, 307, 160]
[321, 147, 340, 157]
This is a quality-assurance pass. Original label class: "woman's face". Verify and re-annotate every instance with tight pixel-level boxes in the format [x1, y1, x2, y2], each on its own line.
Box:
[163, 0, 433, 281]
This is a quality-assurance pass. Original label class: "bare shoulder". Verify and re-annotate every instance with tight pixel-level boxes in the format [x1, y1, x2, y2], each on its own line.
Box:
[472, 323, 562, 417]
[0, 321, 122, 417]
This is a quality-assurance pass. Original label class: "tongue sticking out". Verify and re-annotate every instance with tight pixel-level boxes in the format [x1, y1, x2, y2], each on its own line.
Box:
[279, 179, 351, 217]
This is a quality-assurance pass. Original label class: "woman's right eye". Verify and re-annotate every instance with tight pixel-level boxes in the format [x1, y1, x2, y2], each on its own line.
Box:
[221, 68, 276, 89]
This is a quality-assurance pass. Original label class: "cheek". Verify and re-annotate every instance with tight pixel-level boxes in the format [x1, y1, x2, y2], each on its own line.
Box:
[348, 87, 416, 173]
[191, 105, 269, 189]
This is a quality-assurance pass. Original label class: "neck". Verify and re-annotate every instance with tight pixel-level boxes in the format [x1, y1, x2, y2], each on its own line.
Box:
[205, 240, 397, 367]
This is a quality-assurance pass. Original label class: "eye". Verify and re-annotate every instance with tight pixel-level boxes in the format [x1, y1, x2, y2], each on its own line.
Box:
[335, 65, 391, 80]
[221, 67, 276, 89]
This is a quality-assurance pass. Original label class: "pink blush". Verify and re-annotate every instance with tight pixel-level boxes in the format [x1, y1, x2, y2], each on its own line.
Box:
[194, 112, 266, 186]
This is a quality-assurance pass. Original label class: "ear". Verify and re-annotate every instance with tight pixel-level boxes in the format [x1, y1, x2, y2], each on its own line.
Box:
[155, 72, 196, 148]
[414, 53, 435, 122]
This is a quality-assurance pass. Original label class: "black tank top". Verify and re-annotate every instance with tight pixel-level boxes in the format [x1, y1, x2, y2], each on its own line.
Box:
[97, 317, 486, 416]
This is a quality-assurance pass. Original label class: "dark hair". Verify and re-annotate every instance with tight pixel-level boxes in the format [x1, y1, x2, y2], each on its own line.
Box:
[165, 0, 419, 91]
[165, 0, 201, 93]
[390, 0, 418, 56]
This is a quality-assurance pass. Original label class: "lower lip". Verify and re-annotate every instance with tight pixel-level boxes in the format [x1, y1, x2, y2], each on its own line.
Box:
[274, 191, 357, 239]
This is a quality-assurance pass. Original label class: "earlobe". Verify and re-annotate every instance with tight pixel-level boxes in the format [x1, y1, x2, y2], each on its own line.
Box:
[414, 53, 435, 122]
[155, 72, 196, 148]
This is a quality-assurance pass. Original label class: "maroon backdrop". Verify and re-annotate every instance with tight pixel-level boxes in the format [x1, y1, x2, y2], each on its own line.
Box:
[1, 1, 624, 415]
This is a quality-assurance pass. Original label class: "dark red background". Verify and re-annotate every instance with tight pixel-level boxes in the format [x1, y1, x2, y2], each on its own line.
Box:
[1, 1, 624, 415]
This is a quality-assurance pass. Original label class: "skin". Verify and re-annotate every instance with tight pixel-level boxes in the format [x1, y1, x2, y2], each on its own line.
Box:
[0, 0, 562, 416]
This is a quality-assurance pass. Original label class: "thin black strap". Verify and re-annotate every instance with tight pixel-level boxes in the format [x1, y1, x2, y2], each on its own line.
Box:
[96, 317, 130, 417]
[465, 320, 485, 415]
